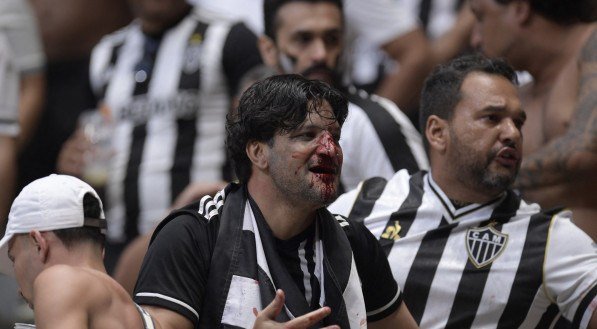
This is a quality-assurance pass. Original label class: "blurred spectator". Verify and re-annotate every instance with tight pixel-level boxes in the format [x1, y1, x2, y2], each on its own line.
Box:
[0, 30, 28, 329]
[18, 0, 132, 192]
[0, 0, 46, 152]
[190, 0, 434, 116]
[57, 0, 263, 272]
[470, 0, 597, 239]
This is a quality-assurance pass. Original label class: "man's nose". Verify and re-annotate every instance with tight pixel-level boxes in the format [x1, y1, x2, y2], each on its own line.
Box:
[310, 38, 328, 62]
[470, 22, 483, 50]
[315, 132, 340, 156]
[500, 118, 522, 146]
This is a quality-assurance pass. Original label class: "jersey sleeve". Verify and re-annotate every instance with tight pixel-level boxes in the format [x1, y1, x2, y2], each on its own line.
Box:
[543, 211, 597, 328]
[221, 22, 263, 96]
[133, 214, 215, 326]
[346, 220, 402, 322]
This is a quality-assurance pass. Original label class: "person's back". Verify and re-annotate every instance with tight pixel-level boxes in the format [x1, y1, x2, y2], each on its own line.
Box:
[0, 174, 154, 329]
[33, 265, 147, 329]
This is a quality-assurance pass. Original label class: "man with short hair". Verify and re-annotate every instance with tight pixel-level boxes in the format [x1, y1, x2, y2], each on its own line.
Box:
[0, 174, 154, 328]
[259, 0, 429, 191]
[133, 75, 419, 328]
[469, 0, 597, 239]
[329, 55, 597, 328]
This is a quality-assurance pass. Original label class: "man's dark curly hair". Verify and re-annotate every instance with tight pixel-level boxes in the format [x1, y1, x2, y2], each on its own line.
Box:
[419, 54, 518, 151]
[226, 74, 348, 183]
[495, 0, 596, 24]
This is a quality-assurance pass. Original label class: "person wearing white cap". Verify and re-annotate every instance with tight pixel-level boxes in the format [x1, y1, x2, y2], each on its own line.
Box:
[0, 174, 154, 329]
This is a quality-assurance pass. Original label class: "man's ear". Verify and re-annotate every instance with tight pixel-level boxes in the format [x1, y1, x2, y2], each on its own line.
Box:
[509, 0, 532, 26]
[425, 115, 449, 154]
[29, 230, 49, 263]
[246, 140, 269, 171]
[258, 36, 279, 69]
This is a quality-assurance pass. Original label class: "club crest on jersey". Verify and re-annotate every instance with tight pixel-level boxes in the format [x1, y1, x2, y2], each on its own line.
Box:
[466, 224, 508, 268]
[183, 33, 203, 74]
[381, 221, 402, 241]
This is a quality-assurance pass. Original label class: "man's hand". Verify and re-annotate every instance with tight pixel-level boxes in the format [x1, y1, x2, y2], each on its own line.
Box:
[253, 290, 339, 329]
[56, 128, 89, 176]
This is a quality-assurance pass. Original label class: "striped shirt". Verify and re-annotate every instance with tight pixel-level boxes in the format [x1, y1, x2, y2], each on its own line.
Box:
[329, 170, 597, 329]
[89, 8, 261, 242]
[341, 87, 428, 190]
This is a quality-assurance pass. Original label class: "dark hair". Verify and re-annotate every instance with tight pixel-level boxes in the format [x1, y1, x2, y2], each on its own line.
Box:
[494, 0, 596, 24]
[226, 74, 348, 183]
[53, 193, 105, 249]
[263, 0, 343, 40]
[419, 54, 518, 150]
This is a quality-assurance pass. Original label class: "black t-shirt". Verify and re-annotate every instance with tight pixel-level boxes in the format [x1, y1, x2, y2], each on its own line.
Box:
[134, 203, 401, 326]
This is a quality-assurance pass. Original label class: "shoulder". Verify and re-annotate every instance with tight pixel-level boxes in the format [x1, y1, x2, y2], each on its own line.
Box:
[150, 188, 227, 246]
[93, 24, 132, 52]
[33, 265, 103, 309]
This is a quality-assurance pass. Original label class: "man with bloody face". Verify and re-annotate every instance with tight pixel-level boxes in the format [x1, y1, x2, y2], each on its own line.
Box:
[132, 75, 419, 329]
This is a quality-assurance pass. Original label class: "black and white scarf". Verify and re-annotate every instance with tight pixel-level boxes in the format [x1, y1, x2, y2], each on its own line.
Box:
[198, 184, 366, 328]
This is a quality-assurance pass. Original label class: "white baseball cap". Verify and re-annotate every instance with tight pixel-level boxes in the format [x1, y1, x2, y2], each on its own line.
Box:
[0, 174, 106, 276]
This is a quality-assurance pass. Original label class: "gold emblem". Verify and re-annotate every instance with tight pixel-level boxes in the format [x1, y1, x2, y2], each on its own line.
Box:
[381, 221, 402, 241]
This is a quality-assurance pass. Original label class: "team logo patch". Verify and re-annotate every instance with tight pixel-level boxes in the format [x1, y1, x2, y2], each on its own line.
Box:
[381, 221, 402, 241]
[183, 33, 203, 74]
[466, 224, 508, 268]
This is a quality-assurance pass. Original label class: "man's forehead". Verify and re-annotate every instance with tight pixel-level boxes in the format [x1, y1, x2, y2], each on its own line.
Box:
[276, 1, 343, 31]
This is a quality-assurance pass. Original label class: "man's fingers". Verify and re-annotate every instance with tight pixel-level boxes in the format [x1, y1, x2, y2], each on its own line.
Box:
[259, 289, 286, 320]
[285, 306, 333, 329]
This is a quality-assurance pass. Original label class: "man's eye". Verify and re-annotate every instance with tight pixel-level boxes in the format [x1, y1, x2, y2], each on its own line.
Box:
[297, 132, 315, 139]
[485, 114, 500, 122]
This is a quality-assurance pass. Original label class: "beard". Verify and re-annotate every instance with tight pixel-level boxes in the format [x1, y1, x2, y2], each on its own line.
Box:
[277, 53, 341, 87]
[449, 130, 518, 195]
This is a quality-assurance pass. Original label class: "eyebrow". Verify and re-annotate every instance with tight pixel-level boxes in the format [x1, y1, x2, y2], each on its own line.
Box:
[480, 106, 527, 121]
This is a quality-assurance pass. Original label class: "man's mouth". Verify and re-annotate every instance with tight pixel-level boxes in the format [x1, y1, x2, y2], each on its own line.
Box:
[309, 165, 338, 175]
[495, 147, 520, 168]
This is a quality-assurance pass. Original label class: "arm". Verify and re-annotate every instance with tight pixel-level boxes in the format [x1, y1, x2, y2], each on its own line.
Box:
[375, 28, 434, 115]
[516, 29, 597, 191]
[16, 71, 45, 150]
[142, 306, 194, 329]
[0, 136, 17, 235]
[56, 128, 90, 176]
[369, 302, 419, 329]
[134, 215, 212, 328]
[428, 6, 475, 67]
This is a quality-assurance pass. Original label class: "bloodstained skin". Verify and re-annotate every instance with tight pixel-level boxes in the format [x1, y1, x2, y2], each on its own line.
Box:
[312, 131, 340, 202]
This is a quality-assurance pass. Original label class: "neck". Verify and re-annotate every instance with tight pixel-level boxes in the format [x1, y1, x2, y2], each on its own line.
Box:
[430, 170, 503, 205]
[522, 23, 593, 92]
[46, 243, 107, 273]
[247, 177, 318, 240]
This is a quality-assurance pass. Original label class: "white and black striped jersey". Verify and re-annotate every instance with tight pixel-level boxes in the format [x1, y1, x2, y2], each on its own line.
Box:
[0, 33, 19, 137]
[329, 170, 597, 329]
[89, 8, 262, 242]
[340, 87, 428, 191]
